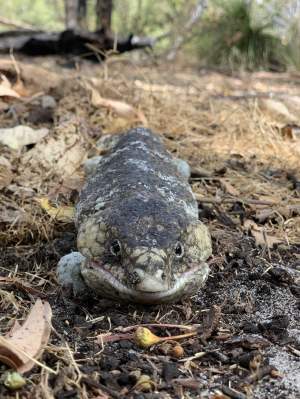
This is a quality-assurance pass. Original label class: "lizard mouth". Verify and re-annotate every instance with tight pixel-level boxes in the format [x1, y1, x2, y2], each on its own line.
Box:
[82, 260, 209, 304]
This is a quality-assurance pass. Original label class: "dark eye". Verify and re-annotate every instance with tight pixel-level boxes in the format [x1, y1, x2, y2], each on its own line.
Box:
[174, 242, 184, 258]
[110, 239, 122, 256]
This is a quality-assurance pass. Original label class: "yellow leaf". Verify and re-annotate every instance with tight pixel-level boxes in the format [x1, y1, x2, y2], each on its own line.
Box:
[35, 198, 75, 222]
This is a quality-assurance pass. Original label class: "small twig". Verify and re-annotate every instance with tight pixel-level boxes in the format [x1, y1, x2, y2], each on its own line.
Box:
[195, 195, 278, 206]
[172, 378, 203, 389]
[9, 51, 21, 80]
[179, 351, 206, 363]
[221, 385, 247, 399]
[288, 345, 300, 357]
[155, 331, 197, 343]
[95, 332, 134, 344]
[116, 323, 196, 333]
[65, 341, 82, 384]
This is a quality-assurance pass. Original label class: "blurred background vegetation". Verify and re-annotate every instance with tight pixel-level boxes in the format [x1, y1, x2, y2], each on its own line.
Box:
[0, 0, 300, 71]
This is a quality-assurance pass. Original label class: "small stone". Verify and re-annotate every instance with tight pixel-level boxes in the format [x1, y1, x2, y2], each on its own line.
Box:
[84, 156, 103, 176]
[41, 95, 57, 109]
[162, 362, 179, 382]
[117, 373, 131, 386]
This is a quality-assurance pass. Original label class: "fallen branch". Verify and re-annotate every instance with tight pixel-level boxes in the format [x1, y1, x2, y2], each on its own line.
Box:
[0, 17, 36, 31]
[0, 29, 154, 61]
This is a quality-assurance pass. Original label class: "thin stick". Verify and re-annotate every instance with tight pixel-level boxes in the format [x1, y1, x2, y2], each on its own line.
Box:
[157, 331, 197, 342]
[195, 195, 278, 206]
[117, 323, 196, 333]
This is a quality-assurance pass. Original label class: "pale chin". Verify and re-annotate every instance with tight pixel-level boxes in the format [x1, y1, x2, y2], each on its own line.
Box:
[81, 260, 209, 304]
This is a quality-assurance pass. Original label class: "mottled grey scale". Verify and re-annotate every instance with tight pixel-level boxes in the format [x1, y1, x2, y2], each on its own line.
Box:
[76, 129, 198, 237]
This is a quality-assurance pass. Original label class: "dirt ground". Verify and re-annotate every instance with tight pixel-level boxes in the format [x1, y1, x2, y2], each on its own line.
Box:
[0, 53, 299, 398]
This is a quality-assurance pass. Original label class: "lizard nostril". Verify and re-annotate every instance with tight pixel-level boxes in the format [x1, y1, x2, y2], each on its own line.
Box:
[161, 272, 166, 280]
[129, 271, 141, 285]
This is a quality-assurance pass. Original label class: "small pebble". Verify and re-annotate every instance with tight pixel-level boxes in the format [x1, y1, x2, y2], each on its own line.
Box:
[41, 95, 57, 109]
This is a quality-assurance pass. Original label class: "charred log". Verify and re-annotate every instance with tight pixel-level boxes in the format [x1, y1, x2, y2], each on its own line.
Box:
[0, 29, 154, 61]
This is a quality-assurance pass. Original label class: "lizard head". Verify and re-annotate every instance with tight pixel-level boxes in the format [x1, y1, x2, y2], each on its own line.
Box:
[77, 200, 212, 303]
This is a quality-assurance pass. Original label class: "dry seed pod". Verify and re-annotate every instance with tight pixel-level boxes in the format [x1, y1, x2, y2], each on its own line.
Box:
[134, 374, 155, 392]
[135, 327, 161, 348]
[4, 372, 26, 390]
[170, 343, 184, 358]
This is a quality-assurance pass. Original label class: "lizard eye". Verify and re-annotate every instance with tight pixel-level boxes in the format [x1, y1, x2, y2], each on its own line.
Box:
[110, 239, 122, 256]
[174, 242, 184, 258]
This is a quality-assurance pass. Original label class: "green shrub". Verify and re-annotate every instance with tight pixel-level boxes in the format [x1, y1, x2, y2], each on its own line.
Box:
[193, 0, 288, 71]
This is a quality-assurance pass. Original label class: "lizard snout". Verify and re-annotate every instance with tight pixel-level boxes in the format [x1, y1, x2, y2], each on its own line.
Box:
[131, 268, 169, 292]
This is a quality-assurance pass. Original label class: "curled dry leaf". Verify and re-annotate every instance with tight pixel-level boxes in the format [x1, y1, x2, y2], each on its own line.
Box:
[243, 219, 282, 248]
[35, 197, 75, 222]
[0, 60, 61, 93]
[0, 299, 52, 373]
[0, 74, 20, 98]
[260, 98, 297, 122]
[0, 125, 49, 150]
[89, 84, 148, 125]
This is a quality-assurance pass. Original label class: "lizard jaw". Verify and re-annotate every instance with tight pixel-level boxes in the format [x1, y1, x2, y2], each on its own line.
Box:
[81, 260, 209, 304]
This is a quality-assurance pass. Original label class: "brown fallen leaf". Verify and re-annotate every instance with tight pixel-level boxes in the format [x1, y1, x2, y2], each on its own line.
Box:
[0, 74, 20, 98]
[0, 60, 61, 94]
[243, 219, 282, 248]
[89, 84, 147, 125]
[0, 298, 53, 373]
